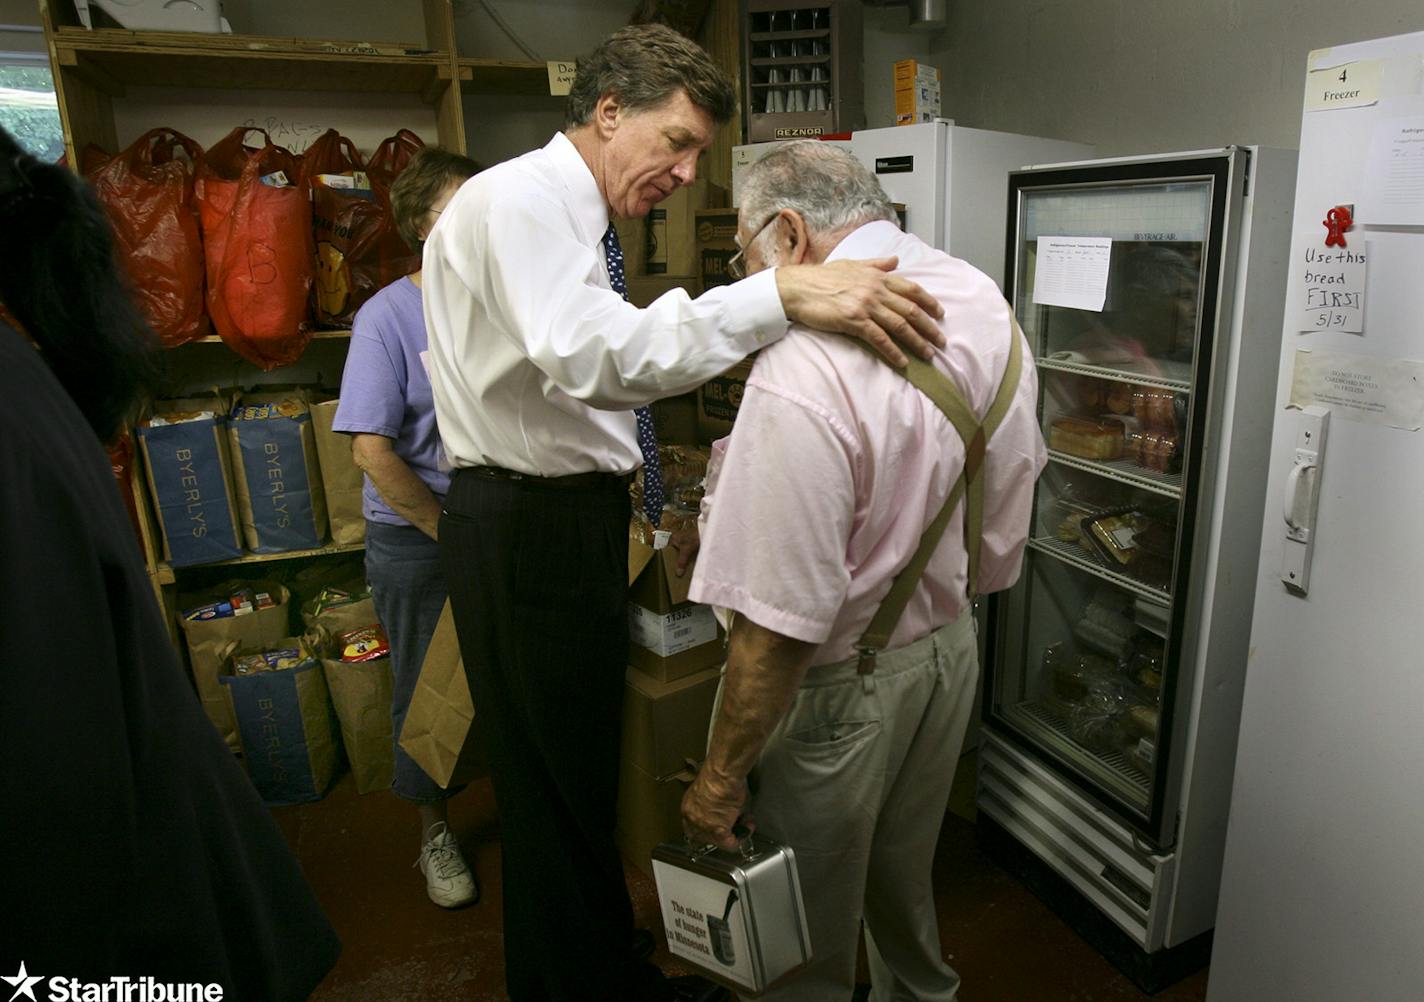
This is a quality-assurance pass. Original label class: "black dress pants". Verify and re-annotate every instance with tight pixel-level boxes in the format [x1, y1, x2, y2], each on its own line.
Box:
[440, 468, 665, 1002]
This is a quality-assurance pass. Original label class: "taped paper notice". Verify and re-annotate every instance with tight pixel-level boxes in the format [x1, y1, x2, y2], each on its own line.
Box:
[1358, 115, 1424, 226]
[1032, 236, 1112, 312]
[1288, 349, 1424, 430]
[547, 60, 576, 96]
[1296, 240, 1367, 334]
[1305, 59, 1381, 112]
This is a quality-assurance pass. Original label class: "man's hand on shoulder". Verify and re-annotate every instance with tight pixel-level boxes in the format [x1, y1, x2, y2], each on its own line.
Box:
[775, 257, 945, 367]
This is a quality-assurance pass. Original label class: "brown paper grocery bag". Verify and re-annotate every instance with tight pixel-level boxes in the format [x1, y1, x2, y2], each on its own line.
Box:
[178, 581, 292, 753]
[310, 399, 365, 545]
[321, 654, 395, 794]
[398, 599, 485, 788]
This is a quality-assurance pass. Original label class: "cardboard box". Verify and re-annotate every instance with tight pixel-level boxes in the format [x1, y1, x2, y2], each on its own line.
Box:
[613, 216, 647, 277]
[622, 666, 720, 780]
[628, 518, 725, 682]
[650, 393, 700, 446]
[646, 180, 727, 276]
[695, 358, 754, 444]
[625, 275, 700, 309]
[894, 59, 942, 126]
[137, 396, 243, 567]
[696, 208, 740, 292]
[617, 758, 694, 877]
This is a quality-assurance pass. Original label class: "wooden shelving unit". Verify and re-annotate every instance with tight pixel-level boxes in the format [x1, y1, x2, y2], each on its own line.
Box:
[155, 541, 368, 587]
[460, 57, 551, 96]
[41, 0, 746, 645]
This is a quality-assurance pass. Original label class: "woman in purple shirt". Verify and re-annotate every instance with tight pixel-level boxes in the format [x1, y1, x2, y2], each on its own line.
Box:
[333, 147, 481, 908]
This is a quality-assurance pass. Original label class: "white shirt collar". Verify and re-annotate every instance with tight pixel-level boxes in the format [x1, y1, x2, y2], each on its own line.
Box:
[545, 131, 609, 246]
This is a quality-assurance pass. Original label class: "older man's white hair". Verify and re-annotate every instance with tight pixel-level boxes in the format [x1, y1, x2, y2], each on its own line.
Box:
[739, 141, 897, 238]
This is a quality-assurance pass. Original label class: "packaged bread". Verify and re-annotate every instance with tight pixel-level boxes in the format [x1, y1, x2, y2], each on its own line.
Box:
[1125, 704, 1159, 740]
[1132, 386, 1177, 432]
[1049, 417, 1125, 460]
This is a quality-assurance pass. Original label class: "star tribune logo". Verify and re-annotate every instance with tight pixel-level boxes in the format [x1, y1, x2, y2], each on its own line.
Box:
[0, 963, 223, 1002]
[3, 962, 43, 1002]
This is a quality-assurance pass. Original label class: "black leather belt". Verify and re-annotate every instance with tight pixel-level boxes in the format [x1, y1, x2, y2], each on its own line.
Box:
[461, 465, 634, 490]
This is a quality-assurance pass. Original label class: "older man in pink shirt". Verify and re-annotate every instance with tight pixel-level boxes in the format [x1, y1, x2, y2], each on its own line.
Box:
[682, 142, 1045, 1002]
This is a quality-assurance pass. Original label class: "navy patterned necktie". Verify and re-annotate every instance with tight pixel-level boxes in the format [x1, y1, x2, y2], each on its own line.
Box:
[602, 223, 665, 526]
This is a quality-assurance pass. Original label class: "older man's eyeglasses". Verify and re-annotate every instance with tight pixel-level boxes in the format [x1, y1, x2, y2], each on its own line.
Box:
[726, 213, 778, 281]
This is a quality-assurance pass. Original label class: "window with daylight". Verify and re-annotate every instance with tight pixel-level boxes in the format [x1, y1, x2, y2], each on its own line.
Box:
[0, 58, 64, 163]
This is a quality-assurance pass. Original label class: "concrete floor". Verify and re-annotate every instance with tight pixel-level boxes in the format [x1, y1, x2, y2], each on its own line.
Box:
[272, 772, 1210, 1001]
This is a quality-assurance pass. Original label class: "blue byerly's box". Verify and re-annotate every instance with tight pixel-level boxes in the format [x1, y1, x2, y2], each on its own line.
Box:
[228, 391, 329, 554]
[137, 396, 243, 567]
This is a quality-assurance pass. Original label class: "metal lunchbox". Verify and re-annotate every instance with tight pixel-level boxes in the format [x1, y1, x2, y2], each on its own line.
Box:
[651, 833, 812, 995]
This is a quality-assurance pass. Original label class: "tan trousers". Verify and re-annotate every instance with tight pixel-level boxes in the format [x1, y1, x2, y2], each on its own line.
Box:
[716, 616, 978, 1002]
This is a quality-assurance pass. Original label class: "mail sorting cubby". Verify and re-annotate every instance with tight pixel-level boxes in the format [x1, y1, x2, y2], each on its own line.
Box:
[743, 0, 863, 141]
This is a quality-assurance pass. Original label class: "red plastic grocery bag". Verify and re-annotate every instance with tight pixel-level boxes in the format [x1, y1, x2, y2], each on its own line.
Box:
[86, 128, 208, 346]
[367, 128, 425, 183]
[301, 129, 418, 327]
[196, 127, 314, 370]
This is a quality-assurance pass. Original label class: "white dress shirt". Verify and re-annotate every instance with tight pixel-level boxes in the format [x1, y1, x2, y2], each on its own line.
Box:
[421, 132, 789, 477]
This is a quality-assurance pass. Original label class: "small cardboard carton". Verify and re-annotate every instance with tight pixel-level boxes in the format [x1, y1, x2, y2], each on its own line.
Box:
[628, 516, 724, 683]
[625, 275, 700, 309]
[696, 208, 740, 292]
[616, 758, 694, 877]
[622, 665, 720, 780]
[894, 59, 942, 126]
[696, 358, 755, 445]
[646, 180, 727, 276]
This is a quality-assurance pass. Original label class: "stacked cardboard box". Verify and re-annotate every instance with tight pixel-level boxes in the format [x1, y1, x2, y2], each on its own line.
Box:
[618, 494, 725, 873]
[894, 59, 942, 126]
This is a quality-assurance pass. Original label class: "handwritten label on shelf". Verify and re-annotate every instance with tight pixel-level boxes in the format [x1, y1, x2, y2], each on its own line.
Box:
[1288, 348, 1424, 430]
[1032, 236, 1112, 312]
[1297, 240, 1367, 334]
[547, 61, 577, 96]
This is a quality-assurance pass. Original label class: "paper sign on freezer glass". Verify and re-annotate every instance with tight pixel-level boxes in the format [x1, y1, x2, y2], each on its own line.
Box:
[1031, 236, 1112, 312]
[1296, 240, 1367, 334]
[1357, 116, 1424, 226]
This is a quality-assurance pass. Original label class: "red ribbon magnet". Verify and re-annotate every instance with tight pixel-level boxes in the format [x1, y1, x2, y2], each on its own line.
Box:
[1323, 205, 1353, 248]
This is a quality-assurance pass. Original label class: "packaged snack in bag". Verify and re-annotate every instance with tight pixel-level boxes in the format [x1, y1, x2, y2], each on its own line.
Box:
[337, 624, 389, 663]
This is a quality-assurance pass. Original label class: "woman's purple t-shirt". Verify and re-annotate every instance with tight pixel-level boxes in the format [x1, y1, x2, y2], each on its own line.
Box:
[332, 276, 450, 526]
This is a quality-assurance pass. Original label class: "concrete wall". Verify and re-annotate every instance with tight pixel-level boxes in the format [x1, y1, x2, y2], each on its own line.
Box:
[923, 0, 1424, 155]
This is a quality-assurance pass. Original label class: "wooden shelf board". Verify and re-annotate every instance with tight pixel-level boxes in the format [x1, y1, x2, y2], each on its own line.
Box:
[460, 58, 560, 97]
[157, 539, 365, 584]
[54, 29, 449, 96]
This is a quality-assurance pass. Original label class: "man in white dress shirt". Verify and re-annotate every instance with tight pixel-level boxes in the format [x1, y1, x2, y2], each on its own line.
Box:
[422, 25, 947, 1002]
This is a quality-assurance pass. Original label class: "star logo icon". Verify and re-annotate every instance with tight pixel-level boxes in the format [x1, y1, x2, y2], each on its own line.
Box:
[1, 962, 43, 1002]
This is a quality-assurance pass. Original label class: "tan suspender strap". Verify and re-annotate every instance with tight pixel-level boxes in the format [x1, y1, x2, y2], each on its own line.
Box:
[964, 316, 1024, 596]
[854, 310, 1024, 665]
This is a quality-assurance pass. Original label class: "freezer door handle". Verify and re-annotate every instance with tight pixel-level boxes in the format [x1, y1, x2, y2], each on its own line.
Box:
[1280, 405, 1330, 594]
[1282, 459, 1316, 537]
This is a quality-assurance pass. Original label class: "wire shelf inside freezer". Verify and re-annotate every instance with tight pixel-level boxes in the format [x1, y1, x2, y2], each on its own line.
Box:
[1046, 450, 1183, 498]
[1036, 355, 1193, 393]
[1028, 537, 1173, 604]
[1013, 699, 1152, 804]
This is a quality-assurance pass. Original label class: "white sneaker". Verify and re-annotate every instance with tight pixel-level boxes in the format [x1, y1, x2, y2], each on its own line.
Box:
[416, 822, 479, 908]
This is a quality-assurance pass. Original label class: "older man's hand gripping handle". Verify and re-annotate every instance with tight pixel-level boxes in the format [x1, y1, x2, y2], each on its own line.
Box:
[775, 256, 945, 367]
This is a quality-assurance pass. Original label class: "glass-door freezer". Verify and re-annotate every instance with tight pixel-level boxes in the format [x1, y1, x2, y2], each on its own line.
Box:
[988, 155, 1233, 843]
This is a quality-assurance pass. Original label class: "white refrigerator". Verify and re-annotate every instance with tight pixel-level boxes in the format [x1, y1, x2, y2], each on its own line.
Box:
[1210, 29, 1424, 1002]
[733, 122, 1093, 288]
